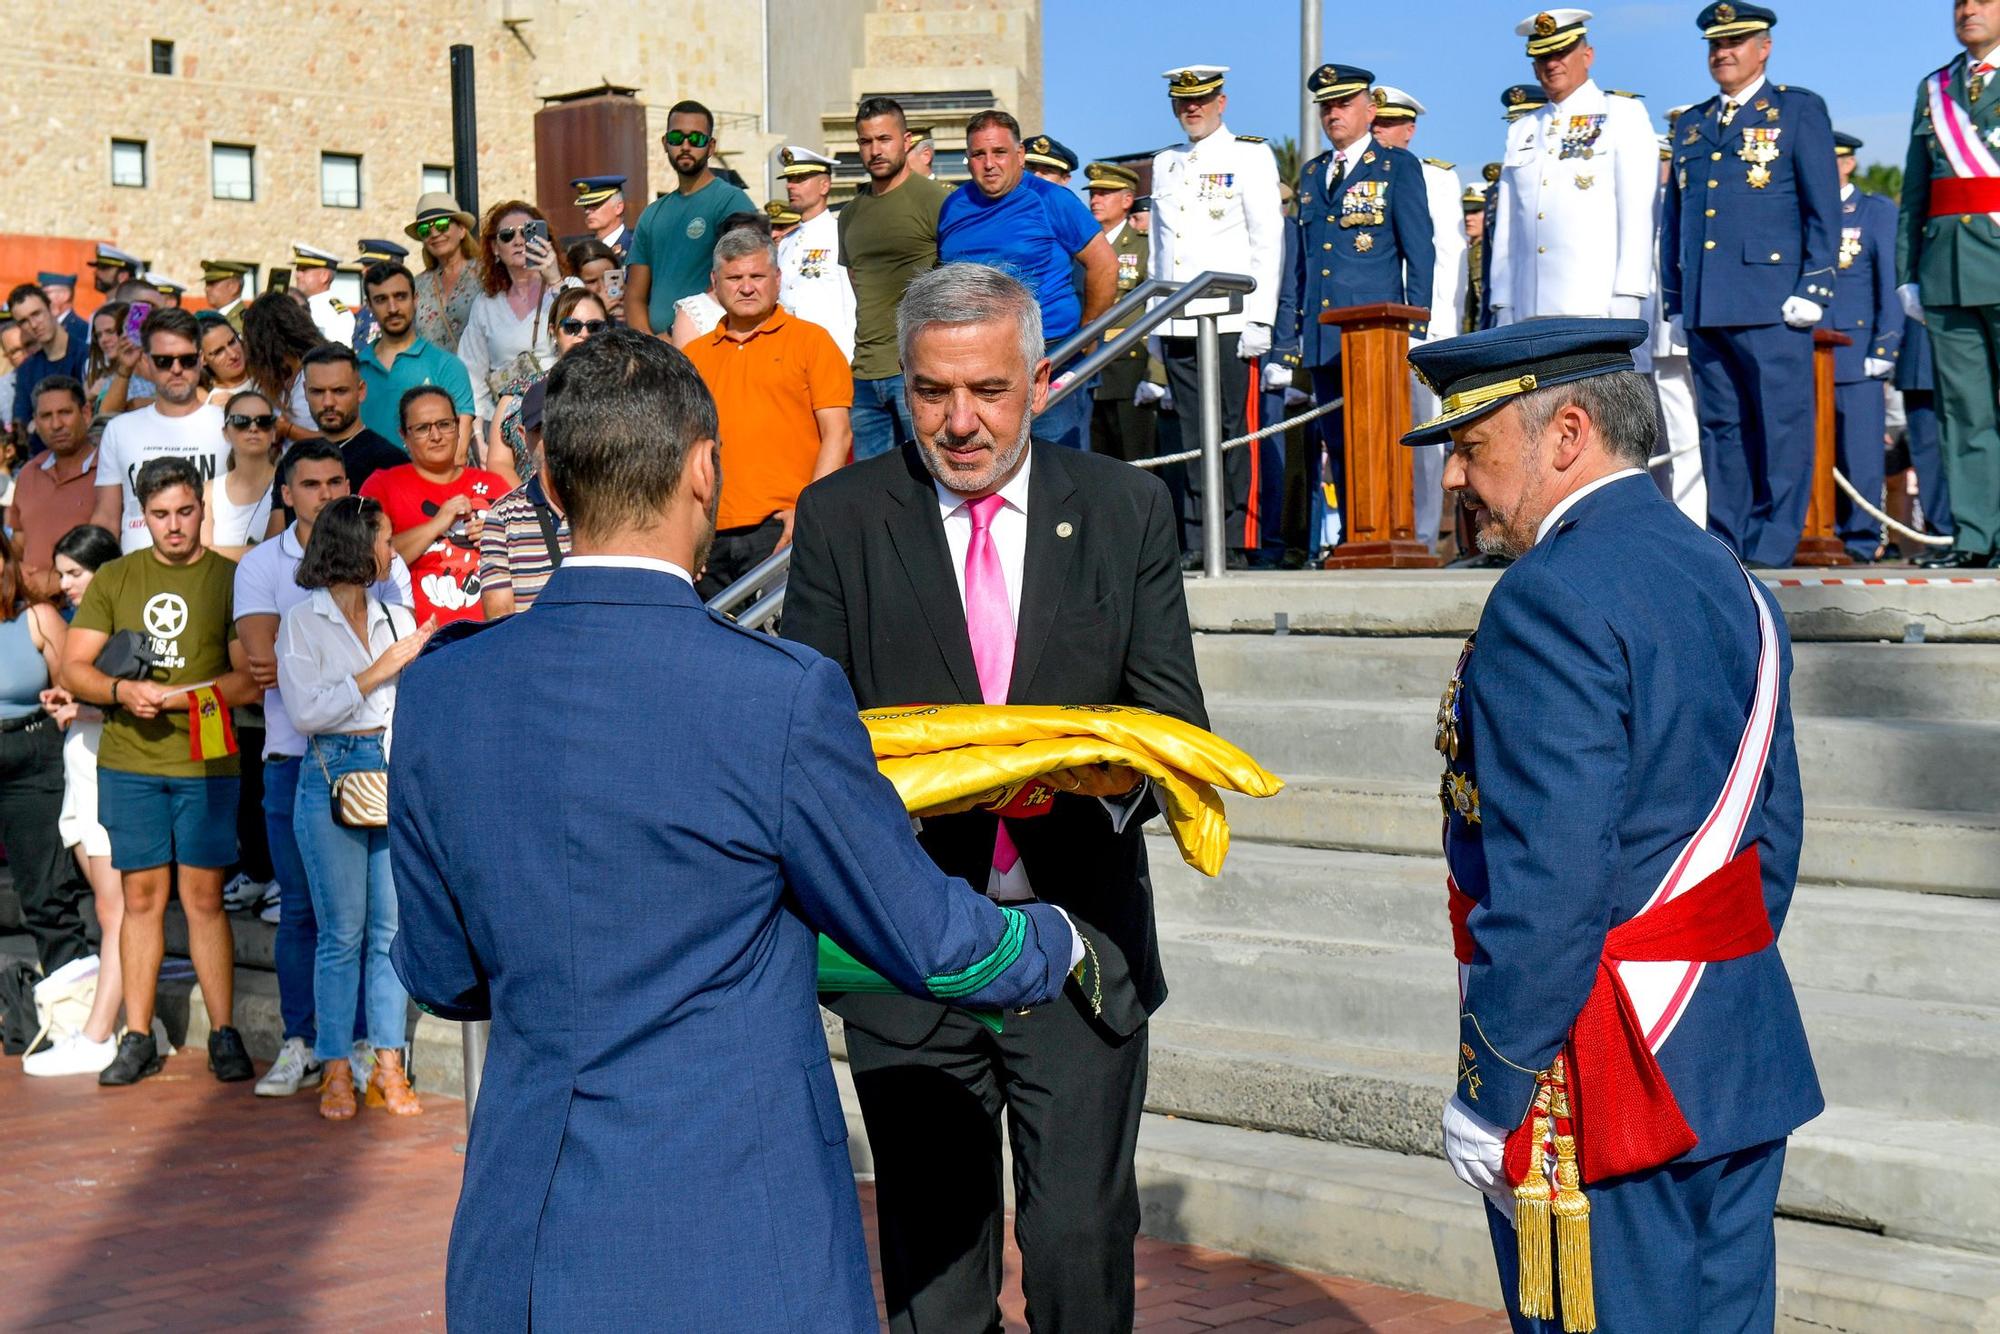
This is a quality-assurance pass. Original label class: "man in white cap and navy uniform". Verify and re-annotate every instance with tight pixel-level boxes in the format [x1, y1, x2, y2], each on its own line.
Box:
[571, 175, 631, 260]
[1150, 63, 1284, 565]
[775, 145, 856, 361]
[1490, 10, 1660, 329]
[1372, 84, 1466, 550]
[292, 242, 355, 346]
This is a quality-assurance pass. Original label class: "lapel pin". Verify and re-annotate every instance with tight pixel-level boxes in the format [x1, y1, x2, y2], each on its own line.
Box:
[1056, 521, 1074, 538]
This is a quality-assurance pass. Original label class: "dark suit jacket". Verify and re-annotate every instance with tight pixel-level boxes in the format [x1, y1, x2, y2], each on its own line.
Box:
[784, 440, 1208, 1043]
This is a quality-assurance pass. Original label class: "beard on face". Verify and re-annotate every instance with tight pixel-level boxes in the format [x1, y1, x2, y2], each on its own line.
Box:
[917, 401, 1033, 497]
[1463, 489, 1533, 559]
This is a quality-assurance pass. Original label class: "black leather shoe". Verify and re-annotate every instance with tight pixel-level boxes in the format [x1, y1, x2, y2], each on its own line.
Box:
[1844, 547, 1878, 566]
[1916, 547, 1991, 570]
[208, 1026, 255, 1083]
[99, 1032, 163, 1086]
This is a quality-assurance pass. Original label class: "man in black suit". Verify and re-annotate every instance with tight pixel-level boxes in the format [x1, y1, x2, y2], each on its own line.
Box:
[785, 262, 1206, 1333]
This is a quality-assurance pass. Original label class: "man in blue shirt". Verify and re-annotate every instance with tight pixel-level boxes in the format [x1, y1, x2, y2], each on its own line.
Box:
[938, 109, 1117, 448]
[355, 262, 475, 452]
[9, 282, 92, 453]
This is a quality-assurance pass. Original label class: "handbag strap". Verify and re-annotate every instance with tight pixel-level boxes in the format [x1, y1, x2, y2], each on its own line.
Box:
[311, 600, 406, 786]
[527, 479, 565, 571]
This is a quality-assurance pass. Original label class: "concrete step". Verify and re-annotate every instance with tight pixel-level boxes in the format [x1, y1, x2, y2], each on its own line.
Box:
[1226, 773, 2000, 897]
[1153, 924, 2000, 1125]
[1150, 837, 2000, 1008]
[1193, 634, 2000, 722]
[1209, 696, 2000, 818]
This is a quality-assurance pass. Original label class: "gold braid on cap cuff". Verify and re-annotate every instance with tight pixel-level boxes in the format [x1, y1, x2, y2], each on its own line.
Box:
[1411, 374, 1541, 433]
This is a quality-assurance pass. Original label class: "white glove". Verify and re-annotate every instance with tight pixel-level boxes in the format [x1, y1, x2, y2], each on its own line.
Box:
[1442, 1096, 1517, 1219]
[1261, 360, 1293, 392]
[1608, 295, 1644, 320]
[1237, 322, 1273, 360]
[1899, 282, 1926, 325]
[1283, 386, 1312, 408]
[1159, 387, 1176, 414]
[1781, 296, 1824, 329]
[1133, 380, 1166, 408]
[1864, 356, 1895, 380]
[1666, 315, 1687, 351]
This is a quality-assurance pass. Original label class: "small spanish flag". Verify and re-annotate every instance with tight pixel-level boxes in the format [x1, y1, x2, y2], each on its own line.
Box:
[188, 687, 238, 762]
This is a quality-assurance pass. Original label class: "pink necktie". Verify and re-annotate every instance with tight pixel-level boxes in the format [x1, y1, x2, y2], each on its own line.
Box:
[963, 494, 1020, 874]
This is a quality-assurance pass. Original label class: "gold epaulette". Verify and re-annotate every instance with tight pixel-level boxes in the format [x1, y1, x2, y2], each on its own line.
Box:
[1423, 157, 1456, 170]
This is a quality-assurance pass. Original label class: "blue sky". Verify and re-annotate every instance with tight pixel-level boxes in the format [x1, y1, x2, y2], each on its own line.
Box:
[1042, 0, 1951, 182]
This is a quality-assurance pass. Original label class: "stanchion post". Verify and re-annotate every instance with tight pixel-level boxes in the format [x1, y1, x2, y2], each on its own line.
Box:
[1794, 328, 1854, 567]
[1319, 301, 1437, 568]
[1196, 312, 1227, 578]
[461, 1018, 488, 1129]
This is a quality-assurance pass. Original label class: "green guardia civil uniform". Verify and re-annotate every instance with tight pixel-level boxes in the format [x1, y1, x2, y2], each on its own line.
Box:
[1900, 50, 2000, 558]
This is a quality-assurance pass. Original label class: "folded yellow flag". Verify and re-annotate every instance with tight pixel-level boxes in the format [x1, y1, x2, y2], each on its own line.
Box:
[861, 704, 1283, 876]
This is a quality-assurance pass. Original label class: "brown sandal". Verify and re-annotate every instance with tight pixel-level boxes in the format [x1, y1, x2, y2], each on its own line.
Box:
[365, 1047, 422, 1116]
[319, 1060, 357, 1120]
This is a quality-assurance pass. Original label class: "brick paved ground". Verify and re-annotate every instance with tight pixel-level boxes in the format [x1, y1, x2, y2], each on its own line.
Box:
[1, 1058, 1507, 1332]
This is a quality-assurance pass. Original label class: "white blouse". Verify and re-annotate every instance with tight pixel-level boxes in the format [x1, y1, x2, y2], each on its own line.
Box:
[276, 589, 419, 743]
[458, 286, 558, 420]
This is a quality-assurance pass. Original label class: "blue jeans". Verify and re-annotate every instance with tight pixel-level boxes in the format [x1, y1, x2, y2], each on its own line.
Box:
[295, 735, 408, 1063]
[265, 754, 366, 1047]
[1034, 381, 1093, 449]
[851, 374, 912, 460]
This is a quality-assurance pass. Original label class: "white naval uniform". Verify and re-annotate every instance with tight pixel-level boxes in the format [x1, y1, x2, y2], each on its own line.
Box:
[1490, 79, 1658, 332]
[1413, 158, 1468, 545]
[1649, 187, 1706, 525]
[777, 208, 856, 362]
[1148, 125, 1283, 337]
[306, 290, 355, 347]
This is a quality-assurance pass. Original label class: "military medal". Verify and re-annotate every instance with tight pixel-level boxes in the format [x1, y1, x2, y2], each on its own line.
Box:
[1198, 171, 1235, 220]
[1575, 174, 1594, 190]
[1354, 232, 1375, 253]
[1739, 125, 1780, 189]
[1339, 180, 1387, 228]
[1838, 227, 1862, 270]
[1556, 113, 1605, 161]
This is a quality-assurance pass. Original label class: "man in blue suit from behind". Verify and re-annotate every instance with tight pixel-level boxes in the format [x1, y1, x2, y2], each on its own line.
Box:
[1828, 130, 1902, 562]
[388, 328, 1081, 1333]
[1410, 318, 1820, 1331]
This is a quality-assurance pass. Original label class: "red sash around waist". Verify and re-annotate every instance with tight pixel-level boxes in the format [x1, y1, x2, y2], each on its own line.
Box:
[1930, 175, 2000, 216]
[1448, 844, 1774, 1184]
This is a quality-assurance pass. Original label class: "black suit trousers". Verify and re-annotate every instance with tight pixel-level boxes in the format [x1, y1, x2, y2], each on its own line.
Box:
[1160, 333, 1250, 550]
[847, 995, 1148, 1334]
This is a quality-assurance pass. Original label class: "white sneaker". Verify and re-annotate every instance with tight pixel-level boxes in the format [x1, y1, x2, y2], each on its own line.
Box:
[222, 873, 270, 912]
[259, 897, 282, 925]
[255, 1036, 320, 1097]
[23, 1031, 117, 1077]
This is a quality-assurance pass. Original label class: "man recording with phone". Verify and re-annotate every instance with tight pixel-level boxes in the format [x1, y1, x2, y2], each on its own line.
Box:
[624, 100, 754, 337]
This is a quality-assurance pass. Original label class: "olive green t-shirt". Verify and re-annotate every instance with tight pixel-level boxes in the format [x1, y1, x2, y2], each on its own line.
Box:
[838, 171, 951, 380]
[72, 548, 240, 779]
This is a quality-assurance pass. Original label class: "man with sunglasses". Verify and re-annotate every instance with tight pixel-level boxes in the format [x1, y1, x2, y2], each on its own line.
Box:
[356, 261, 474, 454]
[90, 308, 227, 553]
[625, 100, 754, 338]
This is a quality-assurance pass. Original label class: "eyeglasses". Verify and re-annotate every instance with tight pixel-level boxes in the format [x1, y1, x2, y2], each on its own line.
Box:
[404, 419, 457, 438]
[413, 217, 455, 238]
[663, 129, 712, 148]
[559, 318, 609, 336]
[149, 352, 201, 372]
[226, 413, 277, 431]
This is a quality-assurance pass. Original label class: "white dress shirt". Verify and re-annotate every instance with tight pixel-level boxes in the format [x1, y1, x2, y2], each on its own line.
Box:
[1536, 467, 1647, 544]
[1717, 76, 1767, 124]
[1324, 134, 1373, 189]
[563, 553, 696, 586]
[275, 590, 420, 748]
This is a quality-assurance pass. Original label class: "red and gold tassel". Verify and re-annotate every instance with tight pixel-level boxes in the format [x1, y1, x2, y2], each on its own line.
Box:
[1548, 1055, 1596, 1332]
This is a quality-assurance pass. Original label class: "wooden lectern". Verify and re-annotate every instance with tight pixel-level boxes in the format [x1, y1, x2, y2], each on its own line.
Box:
[1793, 329, 1854, 567]
[1318, 302, 1439, 568]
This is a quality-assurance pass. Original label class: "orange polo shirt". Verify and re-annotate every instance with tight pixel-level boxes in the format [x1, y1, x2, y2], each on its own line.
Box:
[684, 306, 852, 531]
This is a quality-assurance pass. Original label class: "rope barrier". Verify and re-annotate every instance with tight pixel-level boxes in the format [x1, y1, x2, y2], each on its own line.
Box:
[1134, 398, 1344, 470]
[1831, 466, 1954, 548]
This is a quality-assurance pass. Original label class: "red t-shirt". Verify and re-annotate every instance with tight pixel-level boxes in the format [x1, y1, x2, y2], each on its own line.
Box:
[359, 463, 508, 624]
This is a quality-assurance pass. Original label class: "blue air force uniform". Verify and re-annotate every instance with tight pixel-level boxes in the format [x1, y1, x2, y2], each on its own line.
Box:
[1829, 134, 1902, 559]
[1408, 319, 1820, 1333]
[1660, 8, 1838, 566]
[1297, 65, 1435, 536]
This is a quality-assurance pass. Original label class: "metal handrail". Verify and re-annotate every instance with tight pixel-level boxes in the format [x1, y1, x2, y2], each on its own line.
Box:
[706, 545, 793, 617]
[1042, 270, 1255, 415]
[1043, 277, 1179, 376]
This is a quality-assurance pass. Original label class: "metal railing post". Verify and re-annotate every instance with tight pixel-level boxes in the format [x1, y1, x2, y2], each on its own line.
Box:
[461, 1019, 488, 1127]
[1196, 313, 1227, 578]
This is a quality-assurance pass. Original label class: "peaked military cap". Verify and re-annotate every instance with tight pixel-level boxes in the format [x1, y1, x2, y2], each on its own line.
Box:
[1024, 135, 1079, 173]
[1085, 161, 1141, 192]
[570, 174, 627, 206]
[1699, 2, 1776, 38]
[1308, 63, 1374, 103]
[764, 199, 803, 226]
[144, 271, 188, 297]
[1131, 195, 1153, 214]
[1373, 85, 1428, 122]
[36, 271, 76, 289]
[1403, 318, 1650, 446]
[1461, 182, 1491, 212]
[1163, 65, 1228, 98]
[356, 238, 410, 263]
[1502, 84, 1549, 120]
[777, 147, 837, 179]
[1518, 8, 1592, 57]
[199, 259, 251, 282]
[291, 242, 340, 269]
[93, 243, 141, 271]
[1832, 130, 1862, 158]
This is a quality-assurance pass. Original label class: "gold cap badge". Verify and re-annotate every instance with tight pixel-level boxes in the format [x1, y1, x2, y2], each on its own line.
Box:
[1534, 12, 1558, 36]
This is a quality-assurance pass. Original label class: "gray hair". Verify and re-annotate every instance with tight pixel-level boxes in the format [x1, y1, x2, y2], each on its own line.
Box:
[1513, 369, 1657, 467]
[896, 263, 1044, 384]
[710, 227, 778, 274]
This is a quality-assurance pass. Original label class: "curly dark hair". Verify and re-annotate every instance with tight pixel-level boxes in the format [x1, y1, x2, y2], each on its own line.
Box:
[294, 496, 387, 590]
[241, 291, 328, 406]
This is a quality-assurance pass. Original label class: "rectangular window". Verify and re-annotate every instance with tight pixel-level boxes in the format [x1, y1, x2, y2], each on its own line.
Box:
[110, 138, 148, 189]
[421, 164, 452, 195]
[150, 40, 174, 75]
[321, 152, 362, 209]
[212, 143, 254, 201]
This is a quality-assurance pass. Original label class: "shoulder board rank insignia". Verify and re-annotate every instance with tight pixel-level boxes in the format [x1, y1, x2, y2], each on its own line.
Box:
[1608, 89, 1644, 98]
[1423, 157, 1456, 170]
[1238, 134, 1266, 144]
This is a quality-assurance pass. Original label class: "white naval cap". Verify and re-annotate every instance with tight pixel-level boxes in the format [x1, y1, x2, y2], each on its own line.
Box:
[1516, 8, 1593, 56]
[1162, 65, 1228, 98]
[290, 241, 341, 269]
[777, 145, 837, 178]
[1372, 85, 1429, 121]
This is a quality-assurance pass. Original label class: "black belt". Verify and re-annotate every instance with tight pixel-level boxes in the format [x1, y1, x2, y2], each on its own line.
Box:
[0, 712, 51, 735]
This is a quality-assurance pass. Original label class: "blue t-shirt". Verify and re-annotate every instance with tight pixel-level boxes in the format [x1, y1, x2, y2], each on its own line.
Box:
[937, 174, 1100, 341]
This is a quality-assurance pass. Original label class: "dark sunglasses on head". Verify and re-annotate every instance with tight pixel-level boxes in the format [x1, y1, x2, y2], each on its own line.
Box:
[149, 352, 201, 372]
[559, 318, 609, 336]
[226, 413, 277, 431]
[414, 217, 455, 238]
[663, 129, 712, 148]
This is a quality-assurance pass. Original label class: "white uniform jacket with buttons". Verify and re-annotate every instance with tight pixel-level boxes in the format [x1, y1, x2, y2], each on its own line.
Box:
[1149, 125, 1283, 337]
[1420, 159, 1468, 347]
[778, 209, 857, 362]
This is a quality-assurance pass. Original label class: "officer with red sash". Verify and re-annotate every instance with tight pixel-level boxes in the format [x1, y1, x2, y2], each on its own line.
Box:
[1406, 318, 1821, 1331]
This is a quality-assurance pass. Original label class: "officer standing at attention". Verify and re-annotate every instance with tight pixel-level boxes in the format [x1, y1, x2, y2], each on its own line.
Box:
[1650, 112, 1709, 527]
[291, 242, 357, 346]
[571, 175, 631, 260]
[1085, 161, 1162, 463]
[1417, 317, 1820, 1334]
[200, 260, 252, 333]
[1373, 85, 1466, 551]
[1829, 131, 1901, 563]
[1025, 135, 1080, 187]
[1661, 3, 1837, 567]
[1461, 184, 1490, 334]
[1295, 63, 1434, 554]
[1899, 0, 2000, 568]
[1490, 10, 1659, 328]
[1150, 66, 1283, 564]
[775, 146, 856, 361]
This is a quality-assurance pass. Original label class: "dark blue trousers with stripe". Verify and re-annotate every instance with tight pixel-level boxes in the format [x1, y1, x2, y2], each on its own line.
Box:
[1690, 323, 1815, 566]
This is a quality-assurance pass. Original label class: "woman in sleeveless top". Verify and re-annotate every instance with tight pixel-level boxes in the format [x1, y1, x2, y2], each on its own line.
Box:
[203, 389, 281, 557]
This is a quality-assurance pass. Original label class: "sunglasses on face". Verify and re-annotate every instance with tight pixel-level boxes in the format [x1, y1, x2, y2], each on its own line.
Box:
[226, 413, 277, 431]
[559, 318, 609, 336]
[495, 227, 533, 244]
[414, 217, 455, 238]
[663, 129, 712, 148]
[150, 352, 201, 372]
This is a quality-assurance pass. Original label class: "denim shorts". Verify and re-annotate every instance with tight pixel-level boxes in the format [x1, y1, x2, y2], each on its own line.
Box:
[98, 768, 242, 871]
